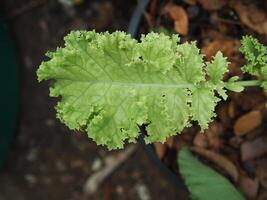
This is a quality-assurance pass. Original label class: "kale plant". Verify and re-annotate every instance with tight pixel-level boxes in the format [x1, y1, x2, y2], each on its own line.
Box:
[37, 31, 267, 149]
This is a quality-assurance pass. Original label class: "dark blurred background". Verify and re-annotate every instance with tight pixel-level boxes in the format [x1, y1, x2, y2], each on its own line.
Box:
[0, 0, 181, 199]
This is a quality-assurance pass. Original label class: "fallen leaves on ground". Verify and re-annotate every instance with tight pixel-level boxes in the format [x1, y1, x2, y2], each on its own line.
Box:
[230, 89, 267, 111]
[201, 39, 242, 76]
[201, 39, 240, 60]
[153, 142, 167, 160]
[256, 163, 267, 190]
[241, 136, 267, 161]
[193, 132, 208, 148]
[229, 0, 267, 35]
[238, 174, 259, 200]
[193, 122, 223, 150]
[234, 110, 262, 136]
[196, 0, 228, 11]
[191, 146, 239, 182]
[165, 137, 174, 148]
[163, 4, 188, 35]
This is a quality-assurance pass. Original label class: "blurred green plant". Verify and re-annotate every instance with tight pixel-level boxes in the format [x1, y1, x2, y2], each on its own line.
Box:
[178, 147, 245, 200]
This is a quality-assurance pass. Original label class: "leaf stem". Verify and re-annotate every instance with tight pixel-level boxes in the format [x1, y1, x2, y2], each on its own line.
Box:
[234, 80, 262, 87]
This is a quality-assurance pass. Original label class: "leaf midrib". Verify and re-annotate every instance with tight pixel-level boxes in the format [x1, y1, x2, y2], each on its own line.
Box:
[59, 79, 194, 89]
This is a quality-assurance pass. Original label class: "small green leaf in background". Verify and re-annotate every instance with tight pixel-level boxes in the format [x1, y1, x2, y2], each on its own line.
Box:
[178, 147, 245, 200]
[240, 36, 267, 91]
[240, 35, 267, 77]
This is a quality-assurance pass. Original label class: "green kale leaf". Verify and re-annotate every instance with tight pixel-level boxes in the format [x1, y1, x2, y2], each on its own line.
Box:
[37, 31, 229, 149]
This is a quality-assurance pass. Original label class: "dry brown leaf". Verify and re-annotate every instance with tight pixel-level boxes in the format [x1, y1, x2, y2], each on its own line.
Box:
[183, 0, 197, 6]
[196, 0, 228, 11]
[193, 122, 223, 150]
[191, 147, 239, 182]
[245, 126, 264, 140]
[228, 101, 236, 118]
[153, 142, 167, 160]
[238, 174, 259, 200]
[201, 39, 240, 60]
[236, 90, 267, 111]
[201, 30, 225, 41]
[241, 136, 267, 161]
[193, 121, 224, 150]
[183, 0, 197, 5]
[193, 132, 208, 148]
[234, 110, 262, 136]
[256, 163, 267, 189]
[165, 137, 174, 148]
[230, 0, 267, 35]
[163, 4, 188, 35]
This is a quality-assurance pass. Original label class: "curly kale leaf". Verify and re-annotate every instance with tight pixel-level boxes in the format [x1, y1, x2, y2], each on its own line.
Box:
[37, 31, 229, 149]
[240, 35, 267, 90]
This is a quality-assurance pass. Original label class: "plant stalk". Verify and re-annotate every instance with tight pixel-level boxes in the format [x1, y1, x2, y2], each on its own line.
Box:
[234, 80, 262, 87]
